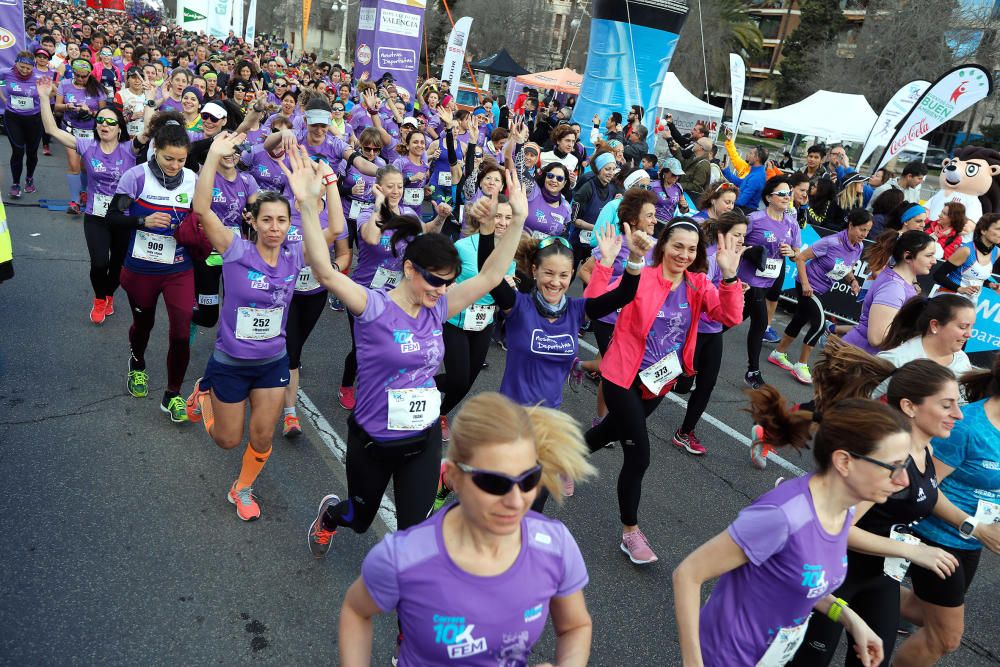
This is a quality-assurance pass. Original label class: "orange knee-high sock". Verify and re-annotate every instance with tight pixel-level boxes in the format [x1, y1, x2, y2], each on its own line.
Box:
[200, 392, 216, 437]
[236, 444, 272, 489]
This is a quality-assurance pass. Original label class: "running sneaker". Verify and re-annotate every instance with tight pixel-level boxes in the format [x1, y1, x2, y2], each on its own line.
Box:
[67, 201, 81, 215]
[817, 321, 837, 351]
[749, 424, 774, 470]
[672, 429, 707, 455]
[89, 297, 107, 325]
[185, 378, 206, 422]
[328, 294, 345, 311]
[127, 361, 148, 398]
[228, 482, 261, 521]
[24, 178, 36, 194]
[567, 357, 585, 388]
[762, 326, 780, 344]
[283, 414, 302, 438]
[307, 494, 340, 557]
[620, 529, 658, 565]
[561, 474, 575, 497]
[8, 184, 21, 199]
[440, 415, 450, 442]
[79, 191, 88, 207]
[43, 146, 52, 156]
[767, 350, 794, 371]
[338, 385, 356, 410]
[161, 394, 189, 423]
[430, 461, 452, 514]
[791, 363, 813, 385]
[104, 296, 115, 316]
[744, 370, 765, 390]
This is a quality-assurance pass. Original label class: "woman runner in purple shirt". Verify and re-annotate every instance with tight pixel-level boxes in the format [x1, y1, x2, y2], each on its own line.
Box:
[392, 129, 432, 213]
[674, 392, 909, 667]
[38, 77, 138, 325]
[185, 132, 323, 523]
[0, 51, 45, 198]
[521, 162, 574, 240]
[54, 59, 106, 215]
[338, 392, 596, 666]
[293, 152, 528, 544]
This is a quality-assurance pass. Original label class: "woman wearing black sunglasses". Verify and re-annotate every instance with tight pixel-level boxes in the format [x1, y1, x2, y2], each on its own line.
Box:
[338, 392, 596, 666]
[38, 77, 137, 325]
[296, 155, 529, 548]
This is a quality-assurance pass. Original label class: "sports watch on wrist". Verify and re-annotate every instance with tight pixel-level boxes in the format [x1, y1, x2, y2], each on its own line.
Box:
[959, 516, 978, 539]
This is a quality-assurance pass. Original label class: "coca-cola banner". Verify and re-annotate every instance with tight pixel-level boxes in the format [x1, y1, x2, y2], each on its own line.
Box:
[858, 80, 929, 170]
[876, 65, 993, 170]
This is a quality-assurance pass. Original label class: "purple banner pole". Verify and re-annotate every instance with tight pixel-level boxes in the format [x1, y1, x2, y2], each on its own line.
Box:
[352, 0, 424, 97]
[0, 0, 27, 73]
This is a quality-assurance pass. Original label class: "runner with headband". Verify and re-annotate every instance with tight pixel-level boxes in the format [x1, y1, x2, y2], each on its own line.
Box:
[571, 151, 621, 276]
[184, 131, 311, 521]
[55, 58, 105, 215]
[299, 156, 529, 550]
[931, 213, 1000, 304]
[37, 77, 136, 325]
[584, 218, 744, 563]
[338, 392, 595, 666]
[105, 117, 197, 422]
[0, 51, 45, 199]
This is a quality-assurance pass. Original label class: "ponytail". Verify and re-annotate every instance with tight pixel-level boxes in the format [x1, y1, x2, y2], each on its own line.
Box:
[812, 336, 897, 413]
[526, 406, 598, 502]
[379, 214, 423, 257]
[882, 294, 974, 351]
[960, 354, 1000, 403]
[745, 385, 814, 452]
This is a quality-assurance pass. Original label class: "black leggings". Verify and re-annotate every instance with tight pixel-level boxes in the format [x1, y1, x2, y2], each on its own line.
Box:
[678, 331, 723, 433]
[585, 378, 665, 526]
[789, 552, 900, 667]
[191, 258, 222, 329]
[766, 257, 787, 301]
[436, 321, 494, 416]
[784, 283, 827, 347]
[83, 214, 128, 299]
[321, 415, 442, 533]
[742, 285, 770, 372]
[341, 311, 358, 387]
[285, 291, 327, 371]
[5, 112, 42, 184]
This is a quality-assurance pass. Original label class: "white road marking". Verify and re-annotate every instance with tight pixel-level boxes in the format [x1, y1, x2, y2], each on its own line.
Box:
[297, 390, 399, 532]
[577, 339, 807, 476]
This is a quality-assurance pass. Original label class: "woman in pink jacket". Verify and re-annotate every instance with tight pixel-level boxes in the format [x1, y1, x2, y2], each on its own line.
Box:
[583, 218, 744, 565]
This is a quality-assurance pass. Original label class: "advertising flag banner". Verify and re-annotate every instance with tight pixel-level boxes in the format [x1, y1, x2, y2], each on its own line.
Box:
[302, 0, 312, 54]
[244, 0, 257, 42]
[858, 80, 930, 169]
[876, 65, 993, 170]
[232, 0, 244, 39]
[729, 53, 746, 135]
[178, 0, 209, 34]
[354, 0, 425, 97]
[440, 16, 472, 98]
[207, 0, 231, 39]
[0, 0, 26, 73]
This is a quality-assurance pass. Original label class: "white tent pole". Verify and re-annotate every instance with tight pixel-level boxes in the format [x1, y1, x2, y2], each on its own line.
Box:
[697, 0, 709, 103]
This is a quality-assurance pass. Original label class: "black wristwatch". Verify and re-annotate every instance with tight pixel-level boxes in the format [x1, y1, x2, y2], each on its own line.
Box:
[145, 99, 155, 107]
[137, 216, 147, 228]
[722, 276, 738, 284]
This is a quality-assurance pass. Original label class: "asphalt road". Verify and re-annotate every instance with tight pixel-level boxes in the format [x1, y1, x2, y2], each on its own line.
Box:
[1, 147, 997, 666]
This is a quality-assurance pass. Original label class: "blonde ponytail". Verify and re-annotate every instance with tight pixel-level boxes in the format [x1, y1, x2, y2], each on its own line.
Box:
[525, 405, 597, 503]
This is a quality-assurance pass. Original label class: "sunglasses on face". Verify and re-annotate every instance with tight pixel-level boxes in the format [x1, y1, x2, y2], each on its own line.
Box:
[200, 113, 222, 122]
[771, 190, 792, 197]
[233, 86, 248, 93]
[848, 451, 912, 482]
[361, 144, 380, 153]
[538, 235, 572, 250]
[455, 462, 544, 495]
[412, 262, 456, 287]
[545, 172, 565, 183]
[95, 116, 119, 126]
[331, 107, 344, 112]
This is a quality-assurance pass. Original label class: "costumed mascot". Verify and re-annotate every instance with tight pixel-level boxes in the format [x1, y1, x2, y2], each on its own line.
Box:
[924, 145, 1000, 223]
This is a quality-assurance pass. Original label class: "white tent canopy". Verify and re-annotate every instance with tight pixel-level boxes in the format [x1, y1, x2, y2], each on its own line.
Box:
[738, 90, 878, 144]
[656, 72, 724, 140]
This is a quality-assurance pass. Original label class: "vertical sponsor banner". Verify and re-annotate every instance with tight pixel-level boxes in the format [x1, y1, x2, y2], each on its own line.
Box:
[876, 65, 993, 170]
[440, 15, 472, 98]
[232, 0, 244, 41]
[858, 80, 930, 170]
[572, 0, 690, 151]
[354, 0, 425, 96]
[729, 53, 745, 137]
[244, 0, 257, 43]
[179, 0, 210, 34]
[0, 0, 26, 74]
[207, 0, 231, 39]
[302, 0, 312, 54]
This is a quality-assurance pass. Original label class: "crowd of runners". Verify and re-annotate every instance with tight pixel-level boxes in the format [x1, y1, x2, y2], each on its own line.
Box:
[2, 2, 999, 665]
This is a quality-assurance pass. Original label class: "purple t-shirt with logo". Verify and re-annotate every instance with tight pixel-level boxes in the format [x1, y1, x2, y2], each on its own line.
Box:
[362, 505, 588, 667]
[699, 246, 725, 335]
[651, 180, 683, 222]
[641, 284, 691, 370]
[216, 232, 303, 360]
[287, 198, 337, 296]
[75, 138, 136, 215]
[352, 205, 418, 289]
[352, 289, 447, 441]
[211, 170, 259, 230]
[58, 79, 103, 131]
[803, 229, 863, 296]
[159, 96, 184, 114]
[0, 67, 44, 117]
[700, 474, 852, 667]
[498, 291, 588, 409]
[241, 144, 289, 193]
[842, 267, 916, 355]
[294, 128, 351, 170]
[524, 187, 571, 239]
[737, 210, 801, 289]
[340, 155, 386, 220]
